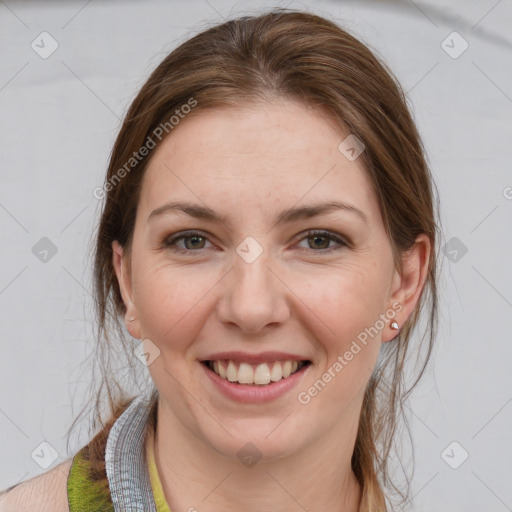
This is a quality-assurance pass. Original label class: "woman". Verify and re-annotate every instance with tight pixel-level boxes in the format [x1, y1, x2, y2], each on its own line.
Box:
[1, 7, 439, 512]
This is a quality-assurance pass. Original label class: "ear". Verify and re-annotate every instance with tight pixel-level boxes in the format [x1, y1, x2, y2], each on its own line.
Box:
[382, 233, 431, 343]
[112, 240, 142, 339]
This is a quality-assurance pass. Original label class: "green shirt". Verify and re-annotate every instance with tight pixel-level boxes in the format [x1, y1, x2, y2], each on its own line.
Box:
[67, 394, 170, 511]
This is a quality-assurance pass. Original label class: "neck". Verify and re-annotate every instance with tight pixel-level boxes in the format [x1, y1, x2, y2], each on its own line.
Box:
[153, 398, 363, 512]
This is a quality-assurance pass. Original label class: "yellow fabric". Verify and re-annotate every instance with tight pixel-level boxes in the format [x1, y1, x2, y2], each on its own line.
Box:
[146, 421, 172, 512]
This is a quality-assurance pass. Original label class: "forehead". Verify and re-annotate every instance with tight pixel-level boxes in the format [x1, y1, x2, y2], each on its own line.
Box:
[138, 100, 381, 228]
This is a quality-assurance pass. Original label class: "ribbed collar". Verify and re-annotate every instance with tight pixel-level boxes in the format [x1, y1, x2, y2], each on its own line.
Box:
[105, 395, 157, 512]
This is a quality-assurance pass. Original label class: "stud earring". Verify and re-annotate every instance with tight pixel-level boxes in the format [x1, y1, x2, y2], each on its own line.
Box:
[390, 321, 400, 330]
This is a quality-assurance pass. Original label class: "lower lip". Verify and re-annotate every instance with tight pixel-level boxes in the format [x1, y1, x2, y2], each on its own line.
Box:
[201, 361, 310, 404]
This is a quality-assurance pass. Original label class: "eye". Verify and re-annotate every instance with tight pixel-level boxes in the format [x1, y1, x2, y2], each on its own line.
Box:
[295, 230, 348, 253]
[164, 230, 212, 254]
[164, 229, 348, 255]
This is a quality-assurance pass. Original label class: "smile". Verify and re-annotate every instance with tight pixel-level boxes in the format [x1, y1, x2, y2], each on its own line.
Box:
[203, 359, 311, 386]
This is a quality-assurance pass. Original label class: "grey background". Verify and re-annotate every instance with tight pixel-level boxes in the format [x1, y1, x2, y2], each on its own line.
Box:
[1, 0, 511, 510]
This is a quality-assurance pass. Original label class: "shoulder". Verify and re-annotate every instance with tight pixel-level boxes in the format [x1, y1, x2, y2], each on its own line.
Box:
[0, 459, 73, 512]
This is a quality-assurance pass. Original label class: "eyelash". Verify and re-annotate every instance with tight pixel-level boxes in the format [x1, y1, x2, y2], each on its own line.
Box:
[163, 229, 348, 255]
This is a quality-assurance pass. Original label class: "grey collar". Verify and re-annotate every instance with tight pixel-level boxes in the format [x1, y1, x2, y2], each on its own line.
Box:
[105, 395, 157, 511]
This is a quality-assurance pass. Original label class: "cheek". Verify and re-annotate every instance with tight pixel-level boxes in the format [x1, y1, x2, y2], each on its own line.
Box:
[294, 262, 389, 385]
[133, 264, 215, 351]
[304, 264, 388, 336]
[295, 272, 386, 410]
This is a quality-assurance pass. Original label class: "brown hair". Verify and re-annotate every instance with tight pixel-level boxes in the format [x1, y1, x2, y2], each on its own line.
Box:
[67, 8, 440, 511]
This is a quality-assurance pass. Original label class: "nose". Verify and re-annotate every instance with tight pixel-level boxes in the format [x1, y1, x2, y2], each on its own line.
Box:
[216, 248, 290, 334]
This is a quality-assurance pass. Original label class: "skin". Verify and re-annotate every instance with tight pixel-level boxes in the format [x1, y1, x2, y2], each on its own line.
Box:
[112, 98, 430, 512]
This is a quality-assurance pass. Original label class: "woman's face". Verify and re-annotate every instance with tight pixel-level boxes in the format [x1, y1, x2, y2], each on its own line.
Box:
[113, 99, 421, 462]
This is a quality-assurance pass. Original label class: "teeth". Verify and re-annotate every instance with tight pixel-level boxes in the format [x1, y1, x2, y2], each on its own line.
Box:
[283, 360, 293, 379]
[209, 359, 305, 385]
[255, 363, 271, 385]
[227, 360, 238, 382]
[270, 361, 282, 381]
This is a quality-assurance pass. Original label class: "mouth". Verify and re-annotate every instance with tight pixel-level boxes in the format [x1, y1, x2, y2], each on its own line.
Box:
[201, 359, 312, 386]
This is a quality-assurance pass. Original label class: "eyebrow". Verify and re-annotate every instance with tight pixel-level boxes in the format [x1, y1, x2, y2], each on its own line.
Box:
[148, 200, 368, 226]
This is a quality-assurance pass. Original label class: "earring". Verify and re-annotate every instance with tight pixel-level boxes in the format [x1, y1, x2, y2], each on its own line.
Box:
[390, 321, 400, 331]
[127, 317, 136, 322]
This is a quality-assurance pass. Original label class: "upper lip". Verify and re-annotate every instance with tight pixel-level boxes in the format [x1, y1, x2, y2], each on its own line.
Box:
[200, 351, 311, 364]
